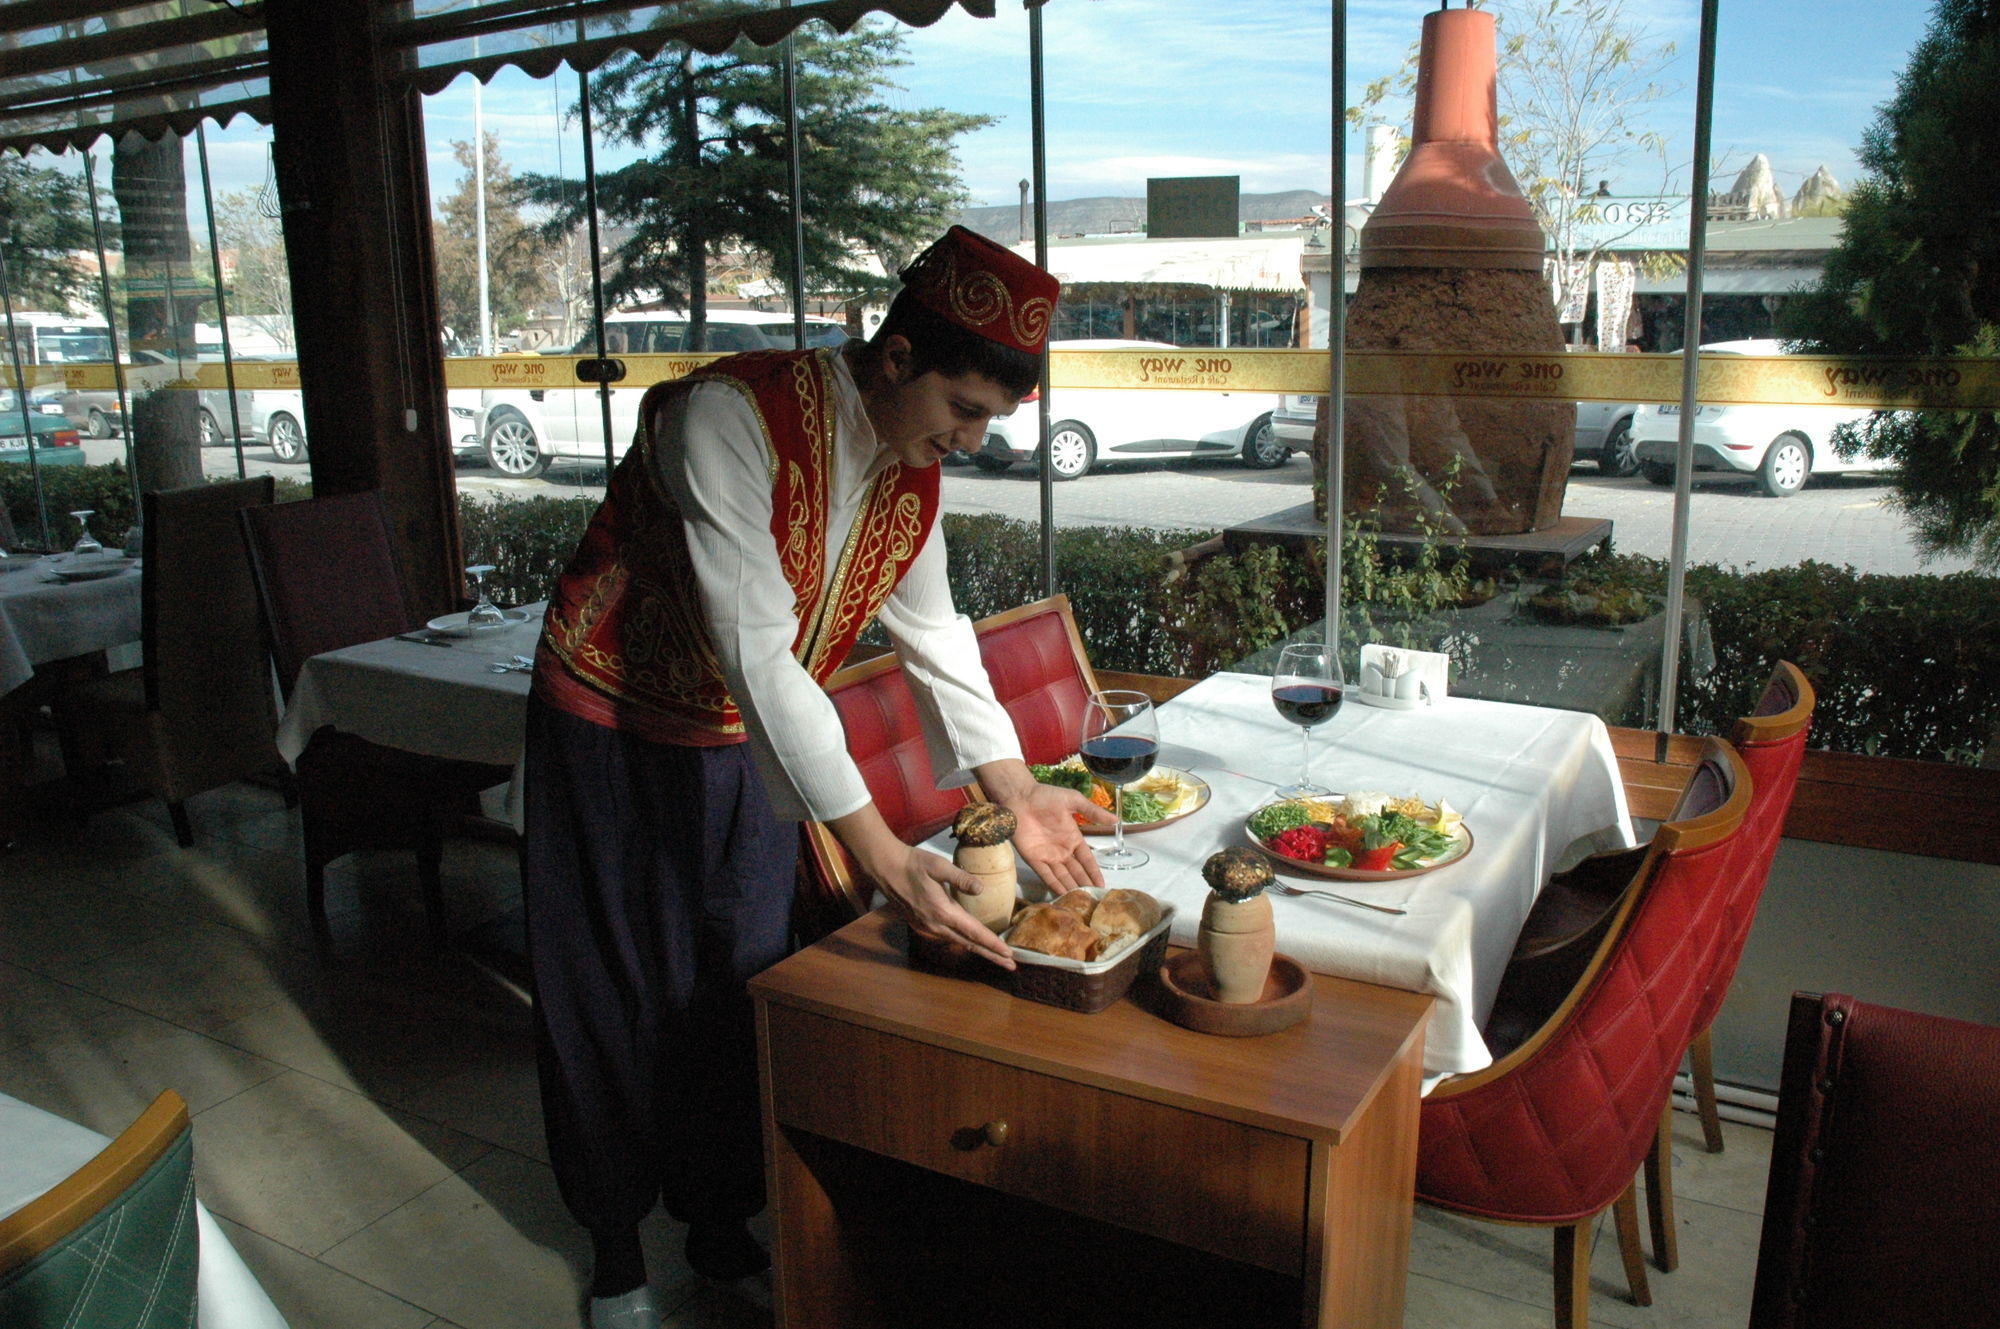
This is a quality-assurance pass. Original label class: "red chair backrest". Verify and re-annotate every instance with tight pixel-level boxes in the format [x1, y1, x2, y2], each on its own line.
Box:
[1691, 660, 1815, 1038]
[1417, 738, 1752, 1224]
[973, 594, 1100, 766]
[1752, 992, 2000, 1328]
[240, 491, 413, 696]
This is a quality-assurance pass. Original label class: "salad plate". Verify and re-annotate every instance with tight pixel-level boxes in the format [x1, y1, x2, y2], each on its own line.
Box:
[426, 608, 533, 636]
[1083, 767, 1210, 835]
[1245, 794, 1473, 882]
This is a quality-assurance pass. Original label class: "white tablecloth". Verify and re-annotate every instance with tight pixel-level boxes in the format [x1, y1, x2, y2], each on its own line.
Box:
[0, 1092, 289, 1329]
[0, 559, 143, 696]
[923, 671, 1636, 1083]
[273, 608, 541, 825]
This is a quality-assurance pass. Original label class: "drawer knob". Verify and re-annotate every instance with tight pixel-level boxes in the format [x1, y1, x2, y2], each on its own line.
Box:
[982, 1120, 1010, 1147]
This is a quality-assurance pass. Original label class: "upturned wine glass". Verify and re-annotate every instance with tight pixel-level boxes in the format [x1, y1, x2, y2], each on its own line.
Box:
[1271, 643, 1344, 800]
[69, 510, 102, 557]
[465, 564, 503, 626]
[1078, 689, 1158, 871]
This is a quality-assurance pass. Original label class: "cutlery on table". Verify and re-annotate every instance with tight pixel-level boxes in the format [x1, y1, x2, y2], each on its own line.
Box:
[487, 660, 534, 673]
[394, 632, 453, 648]
[1266, 880, 1408, 916]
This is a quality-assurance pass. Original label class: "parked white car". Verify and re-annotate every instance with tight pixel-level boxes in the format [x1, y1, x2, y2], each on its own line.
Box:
[478, 310, 849, 478]
[1630, 339, 1886, 496]
[1267, 387, 1641, 478]
[973, 340, 1287, 480]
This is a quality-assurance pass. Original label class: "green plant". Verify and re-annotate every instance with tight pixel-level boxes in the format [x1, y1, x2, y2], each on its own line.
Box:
[2, 463, 141, 547]
[456, 494, 597, 607]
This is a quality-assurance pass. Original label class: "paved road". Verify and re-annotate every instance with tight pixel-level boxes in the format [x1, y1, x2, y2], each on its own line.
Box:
[113, 435, 1976, 578]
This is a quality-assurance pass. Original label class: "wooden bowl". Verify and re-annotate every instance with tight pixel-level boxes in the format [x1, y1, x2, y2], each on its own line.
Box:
[1155, 951, 1313, 1036]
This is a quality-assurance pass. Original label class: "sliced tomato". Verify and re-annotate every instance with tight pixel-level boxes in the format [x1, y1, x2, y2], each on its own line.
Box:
[1351, 842, 1402, 872]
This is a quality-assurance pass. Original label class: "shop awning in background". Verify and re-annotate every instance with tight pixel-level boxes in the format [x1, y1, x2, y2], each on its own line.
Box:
[1633, 267, 1821, 296]
[0, 0, 1022, 157]
[1019, 234, 1312, 295]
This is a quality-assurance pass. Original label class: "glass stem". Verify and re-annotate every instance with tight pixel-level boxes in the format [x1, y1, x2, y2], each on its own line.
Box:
[1300, 726, 1312, 789]
[1112, 783, 1125, 857]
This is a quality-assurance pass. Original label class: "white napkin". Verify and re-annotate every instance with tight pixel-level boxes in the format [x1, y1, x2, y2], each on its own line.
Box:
[1359, 643, 1449, 703]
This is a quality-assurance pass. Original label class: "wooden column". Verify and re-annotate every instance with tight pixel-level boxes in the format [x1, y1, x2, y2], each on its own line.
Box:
[264, 0, 462, 619]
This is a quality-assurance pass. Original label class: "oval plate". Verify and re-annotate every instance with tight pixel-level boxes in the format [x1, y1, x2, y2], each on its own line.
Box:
[46, 555, 135, 582]
[427, 607, 533, 636]
[1245, 800, 1473, 881]
[1082, 767, 1211, 836]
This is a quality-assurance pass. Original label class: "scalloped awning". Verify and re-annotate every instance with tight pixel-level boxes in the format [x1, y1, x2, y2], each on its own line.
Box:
[0, 0, 1016, 158]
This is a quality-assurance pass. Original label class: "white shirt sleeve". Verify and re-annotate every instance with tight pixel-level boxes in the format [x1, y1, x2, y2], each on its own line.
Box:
[648, 383, 873, 823]
[876, 524, 1023, 789]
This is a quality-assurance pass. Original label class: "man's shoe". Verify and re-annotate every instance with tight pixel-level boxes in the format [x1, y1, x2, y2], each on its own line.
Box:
[587, 1284, 660, 1329]
[684, 1221, 770, 1281]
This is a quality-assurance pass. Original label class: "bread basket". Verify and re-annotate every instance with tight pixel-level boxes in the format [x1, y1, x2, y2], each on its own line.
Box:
[1001, 890, 1177, 1014]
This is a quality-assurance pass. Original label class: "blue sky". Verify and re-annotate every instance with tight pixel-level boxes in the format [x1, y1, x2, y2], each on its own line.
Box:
[173, 1, 1935, 223]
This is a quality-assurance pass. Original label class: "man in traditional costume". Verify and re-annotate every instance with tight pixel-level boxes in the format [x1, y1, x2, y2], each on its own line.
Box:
[522, 227, 1107, 1327]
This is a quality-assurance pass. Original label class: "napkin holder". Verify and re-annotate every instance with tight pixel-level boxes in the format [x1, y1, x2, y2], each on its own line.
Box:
[1355, 644, 1448, 710]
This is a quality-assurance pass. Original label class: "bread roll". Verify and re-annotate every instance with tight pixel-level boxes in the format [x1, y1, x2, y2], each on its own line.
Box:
[1050, 889, 1098, 919]
[1007, 903, 1100, 961]
[1089, 888, 1162, 949]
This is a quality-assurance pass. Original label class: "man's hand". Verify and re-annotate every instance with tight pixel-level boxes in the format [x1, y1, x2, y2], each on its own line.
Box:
[977, 759, 1111, 894]
[828, 805, 1017, 968]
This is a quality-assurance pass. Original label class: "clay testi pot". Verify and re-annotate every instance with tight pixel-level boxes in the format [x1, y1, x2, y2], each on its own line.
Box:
[950, 803, 1020, 933]
[1199, 893, 1277, 1005]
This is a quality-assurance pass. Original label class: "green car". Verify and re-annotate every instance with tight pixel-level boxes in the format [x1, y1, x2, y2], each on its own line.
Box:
[0, 388, 86, 467]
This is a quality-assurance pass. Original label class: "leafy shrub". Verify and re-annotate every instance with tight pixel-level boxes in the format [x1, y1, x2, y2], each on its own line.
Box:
[457, 494, 596, 607]
[1, 463, 311, 550]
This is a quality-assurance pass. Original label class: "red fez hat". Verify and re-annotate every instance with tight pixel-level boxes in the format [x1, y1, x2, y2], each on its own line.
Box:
[898, 226, 1060, 356]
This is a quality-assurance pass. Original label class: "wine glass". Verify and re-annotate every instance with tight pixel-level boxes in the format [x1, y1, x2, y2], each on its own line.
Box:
[69, 510, 102, 557]
[1079, 689, 1158, 871]
[1271, 643, 1344, 800]
[465, 564, 503, 627]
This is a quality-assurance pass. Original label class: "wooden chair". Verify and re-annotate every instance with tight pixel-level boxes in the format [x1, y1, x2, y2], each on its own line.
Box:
[970, 593, 1103, 765]
[241, 491, 511, 950]
[1416, 738, 1752, 1329]
[61, 477, 287, 846]
[1750, 992, 2000, 1328]
[794, 649, 978, 945]
[0, 1091, 197, 1327]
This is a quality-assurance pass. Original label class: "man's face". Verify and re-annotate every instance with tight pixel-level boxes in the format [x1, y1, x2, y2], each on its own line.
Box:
[866, 339, 1024, 469]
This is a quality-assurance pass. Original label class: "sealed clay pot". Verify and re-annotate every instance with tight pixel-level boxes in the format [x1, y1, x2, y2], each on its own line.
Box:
[953, 842, 1019, 933]
[1199, 892, 1276, 1004]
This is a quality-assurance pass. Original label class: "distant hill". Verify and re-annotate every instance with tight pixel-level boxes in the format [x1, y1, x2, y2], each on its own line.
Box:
[954, 190, 1332, 244]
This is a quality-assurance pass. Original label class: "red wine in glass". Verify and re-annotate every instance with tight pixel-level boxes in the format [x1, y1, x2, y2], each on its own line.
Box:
[1079, 690, 1157, 870]
[1272, 643, 1341, 799]
[1271, 683, 1343, 728]
[1080, 734, 1159, 783]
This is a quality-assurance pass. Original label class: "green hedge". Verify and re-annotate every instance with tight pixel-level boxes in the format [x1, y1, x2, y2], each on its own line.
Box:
[1, 462, 311, 548]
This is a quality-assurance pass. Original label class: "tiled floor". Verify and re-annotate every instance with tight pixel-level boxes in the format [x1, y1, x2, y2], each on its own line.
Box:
[2, 767, 1770, 1328]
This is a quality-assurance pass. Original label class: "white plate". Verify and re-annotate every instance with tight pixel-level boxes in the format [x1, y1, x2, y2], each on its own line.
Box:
[46, 554, 135, 582]
[426, 608, 532, 637]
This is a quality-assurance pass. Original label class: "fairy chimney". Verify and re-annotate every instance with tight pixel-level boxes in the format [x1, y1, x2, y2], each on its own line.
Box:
[1333, 6, 1572, 535]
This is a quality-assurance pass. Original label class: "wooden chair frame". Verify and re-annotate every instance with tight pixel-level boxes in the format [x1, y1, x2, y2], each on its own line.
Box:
[1426, 738, 1752, 1329]
[0, 1091, 190, 1277]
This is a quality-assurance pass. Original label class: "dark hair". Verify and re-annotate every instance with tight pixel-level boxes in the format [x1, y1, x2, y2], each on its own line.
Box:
[872, 290, 1043, 398]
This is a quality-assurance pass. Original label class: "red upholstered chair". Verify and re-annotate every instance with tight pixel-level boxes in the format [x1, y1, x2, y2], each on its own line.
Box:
[241, 492, 511, 950]
[1417, 737, 1752, 1329]
[793, 650, 978, 945]
[971, 593, 1101, 766]
[1750, 992, 2000, 1328]
[1686, 659, 1816, 1150]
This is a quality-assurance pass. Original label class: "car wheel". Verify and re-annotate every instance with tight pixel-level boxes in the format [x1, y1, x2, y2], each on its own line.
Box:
[198, 409, 221, 448]
[484, 408, 551, 478]
[86, 408, 110, 439]
[267, 412, 308, 462]
[1042, 421, 1096, 481]
[1640, 461, 1675, 486]
[971, 454, 1012, 473]
[1598, 418, 1639, 477]
[1239, 413, 1289, 469]
[1759, 434, 1811, 497]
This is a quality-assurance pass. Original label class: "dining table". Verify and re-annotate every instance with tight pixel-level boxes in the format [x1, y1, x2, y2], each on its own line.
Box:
[919, 669, 1637, 1084]
[0, 553, 142, 698]
[271, 605, 543, 826]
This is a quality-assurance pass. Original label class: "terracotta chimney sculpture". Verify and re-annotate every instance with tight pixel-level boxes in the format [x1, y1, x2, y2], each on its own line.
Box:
[1337, 4, 1574, 535]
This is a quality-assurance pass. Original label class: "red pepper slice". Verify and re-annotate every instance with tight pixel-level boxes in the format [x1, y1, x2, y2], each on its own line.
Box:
[1351, 841, 1402, 872]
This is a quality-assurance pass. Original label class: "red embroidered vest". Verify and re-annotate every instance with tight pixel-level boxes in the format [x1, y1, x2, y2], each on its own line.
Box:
[533, 348, 940, 744]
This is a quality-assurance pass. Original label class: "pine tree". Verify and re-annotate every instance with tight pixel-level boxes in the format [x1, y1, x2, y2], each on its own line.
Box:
[0, 156, 95, 313]
[519, 16, 991, 350]
[1779, 0, 2000, 569]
